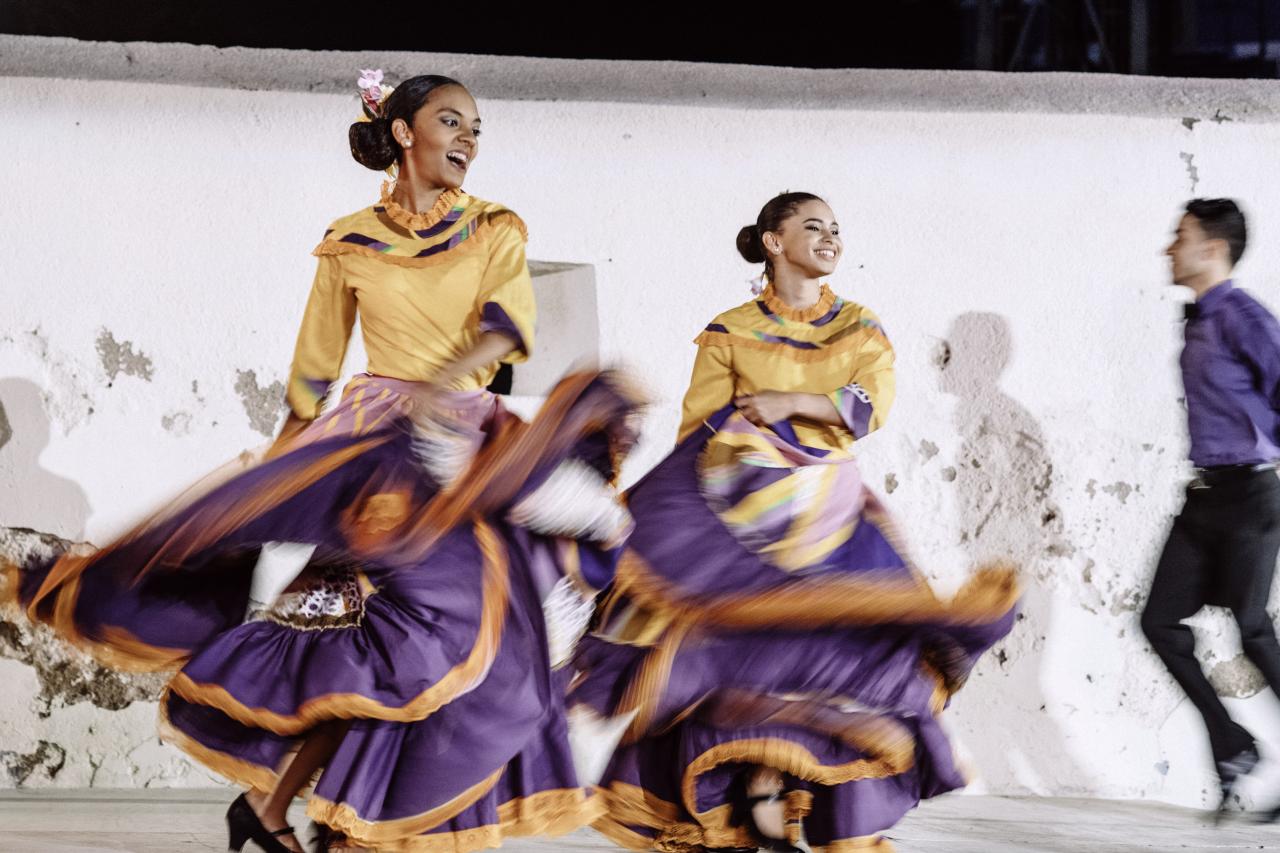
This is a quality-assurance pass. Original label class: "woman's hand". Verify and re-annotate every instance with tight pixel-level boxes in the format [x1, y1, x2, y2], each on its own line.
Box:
[733, 391, 797, 427]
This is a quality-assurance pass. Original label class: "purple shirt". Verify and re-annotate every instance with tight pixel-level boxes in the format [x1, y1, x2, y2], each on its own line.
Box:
[1181, 281, 1280, 467]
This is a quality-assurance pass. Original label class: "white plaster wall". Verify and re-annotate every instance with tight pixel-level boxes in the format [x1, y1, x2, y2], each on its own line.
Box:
[3, 70, 1280, 808]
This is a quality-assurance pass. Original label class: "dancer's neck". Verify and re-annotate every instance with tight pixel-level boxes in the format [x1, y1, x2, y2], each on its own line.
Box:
[769, 270, 823, 310]
[390, 175, 446, 215]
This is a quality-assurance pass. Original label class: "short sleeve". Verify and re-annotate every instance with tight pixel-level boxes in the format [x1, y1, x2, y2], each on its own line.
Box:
[286, 254, 356, 420]
[477, 214, 536, 365]
[677, 341, 736, 442]
[825, 314, 896, 439]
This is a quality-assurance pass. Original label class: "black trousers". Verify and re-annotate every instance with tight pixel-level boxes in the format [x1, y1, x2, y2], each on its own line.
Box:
[1141, 470, 1280, 763]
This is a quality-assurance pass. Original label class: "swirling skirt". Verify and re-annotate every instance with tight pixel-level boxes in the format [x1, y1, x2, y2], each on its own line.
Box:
[8, 371, 639, 852]
[571, 411, 1018, 852]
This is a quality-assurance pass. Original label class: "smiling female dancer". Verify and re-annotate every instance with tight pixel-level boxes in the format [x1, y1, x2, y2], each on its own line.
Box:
[7, 73, 641, 852]
[570, 192, 1018, 852]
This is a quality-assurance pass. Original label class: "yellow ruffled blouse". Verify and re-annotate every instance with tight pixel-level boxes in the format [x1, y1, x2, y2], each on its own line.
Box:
[678, 284, 896, 453]
[286, 183, 536, 420]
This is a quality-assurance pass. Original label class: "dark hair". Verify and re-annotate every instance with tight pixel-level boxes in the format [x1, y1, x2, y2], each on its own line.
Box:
[1185, 198, 1247, 266]
[736, 191, 825, 277]
[348, 75, 467, 171]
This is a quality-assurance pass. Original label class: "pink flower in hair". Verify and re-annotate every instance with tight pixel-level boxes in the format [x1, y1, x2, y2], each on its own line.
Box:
[358, 69, 385, 113]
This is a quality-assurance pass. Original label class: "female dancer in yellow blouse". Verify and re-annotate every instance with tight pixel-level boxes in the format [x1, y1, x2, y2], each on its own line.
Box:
[13, 74, 637, 853]
[572, 192, 1016, 852]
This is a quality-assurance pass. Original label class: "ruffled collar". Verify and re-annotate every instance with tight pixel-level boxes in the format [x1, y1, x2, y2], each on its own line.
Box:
[760, 283, 837, 322]
[379, 181, 466, 231]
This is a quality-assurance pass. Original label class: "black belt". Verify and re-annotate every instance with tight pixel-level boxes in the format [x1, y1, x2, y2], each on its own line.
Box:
[1189, 462, 1278, 489]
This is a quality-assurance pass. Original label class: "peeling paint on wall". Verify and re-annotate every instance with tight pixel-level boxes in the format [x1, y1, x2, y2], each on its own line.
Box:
[0, 329, 94, 435]
[160, 411, 193, 437]
[94, 330, 154, 383]
[1179, 152, 1199, 193]
[1109, 586, 1143, 617]
[1208, 653, 1266, 699]
[1101, 482, 1136, 504]
[233, 369, 285, 437]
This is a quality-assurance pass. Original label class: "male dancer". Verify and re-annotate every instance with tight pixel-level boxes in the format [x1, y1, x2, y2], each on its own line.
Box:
[1142, 198, 1280, 819]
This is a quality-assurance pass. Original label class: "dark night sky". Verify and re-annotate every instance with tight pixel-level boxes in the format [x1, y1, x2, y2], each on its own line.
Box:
[0, 0, 1002, 70]
[5, 0, 1280, 76]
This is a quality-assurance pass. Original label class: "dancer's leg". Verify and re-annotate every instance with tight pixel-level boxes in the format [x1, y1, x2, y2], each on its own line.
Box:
[246, 720, 352, 852]
[1141, 511, 1252, 762]
[745, 765, 787, 841]
[1219, 483, 1280, 695]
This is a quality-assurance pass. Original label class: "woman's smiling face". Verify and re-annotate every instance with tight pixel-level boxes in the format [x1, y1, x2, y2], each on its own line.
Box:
[393, 84, 482, 190]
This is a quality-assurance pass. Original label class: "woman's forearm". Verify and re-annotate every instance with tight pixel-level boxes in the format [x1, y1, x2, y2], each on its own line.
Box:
[434, 331, 519, 386]
[788, 391, 845, 426]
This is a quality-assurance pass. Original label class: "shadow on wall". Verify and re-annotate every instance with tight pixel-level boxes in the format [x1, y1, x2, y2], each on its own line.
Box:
[0, 378, 90, 541]
[935, 312, 1092, 795]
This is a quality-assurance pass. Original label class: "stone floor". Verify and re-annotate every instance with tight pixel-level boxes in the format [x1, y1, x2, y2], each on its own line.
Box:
[1, 789, 1279, 852]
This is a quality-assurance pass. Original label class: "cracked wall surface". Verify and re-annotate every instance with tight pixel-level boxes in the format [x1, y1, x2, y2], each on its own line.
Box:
[3, 70, 1280, 808]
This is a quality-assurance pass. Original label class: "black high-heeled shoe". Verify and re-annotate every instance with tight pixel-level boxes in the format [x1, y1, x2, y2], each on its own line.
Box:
[308, 819, 335, 853]
[226, 793, 300, 853]
[1215, 745, 1261, 825]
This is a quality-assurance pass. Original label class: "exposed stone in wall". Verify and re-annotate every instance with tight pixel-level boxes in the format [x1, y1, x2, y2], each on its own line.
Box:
[0, 527, 199, 790]
[0, 740, 66, 786]
[0, 528, 165, 717]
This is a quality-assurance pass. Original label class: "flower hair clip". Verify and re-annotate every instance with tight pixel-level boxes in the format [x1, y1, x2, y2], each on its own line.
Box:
[358, 69, 394, 119]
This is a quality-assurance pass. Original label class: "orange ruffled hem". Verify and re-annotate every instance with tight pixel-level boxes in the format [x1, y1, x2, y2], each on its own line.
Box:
[311, 787, 605, 853]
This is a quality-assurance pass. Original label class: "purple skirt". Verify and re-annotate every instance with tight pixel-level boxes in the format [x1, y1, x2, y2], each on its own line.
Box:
[8, 371, 641, 852]
[570, 410, 1018, 852]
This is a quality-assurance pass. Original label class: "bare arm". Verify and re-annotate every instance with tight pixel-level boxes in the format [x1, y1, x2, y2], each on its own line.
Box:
[432, 331, 521, 387]
[733, 391, 844, 428]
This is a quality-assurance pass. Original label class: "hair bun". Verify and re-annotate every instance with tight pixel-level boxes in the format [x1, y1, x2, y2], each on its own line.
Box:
[736, 224, 765, 264]
[349, 118, 398, 171]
